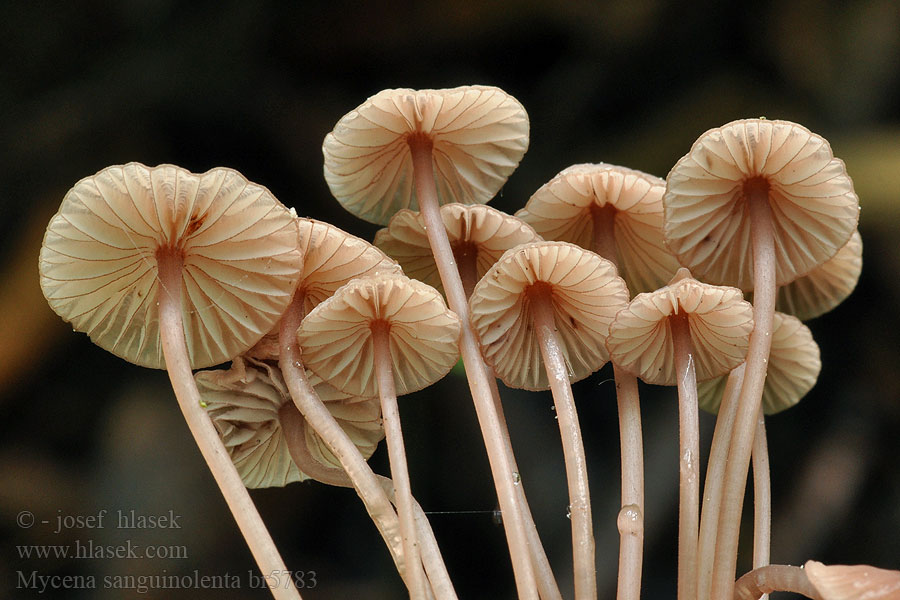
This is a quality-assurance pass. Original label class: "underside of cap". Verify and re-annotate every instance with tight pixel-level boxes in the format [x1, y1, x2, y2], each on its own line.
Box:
[323, 86, 530, 225]
[469, 241, 629, 391]
[664, 119, 859, 290]
[39, 163, 303, 369]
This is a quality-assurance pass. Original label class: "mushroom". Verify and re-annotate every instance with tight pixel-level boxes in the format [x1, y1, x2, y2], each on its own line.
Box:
[376, 202, 561, 599]
[39, 163, 304, 598]
[698, 312, 820, 597]
[196, 356, 383, 489]
[374, 202, 542, 298]
[606, 268, 754, 600]
[664, 119, 859, 600]
[804, 560, 900, 600]
[733, 564, 822, 600]
[469, 240, 630, 600]
[515, 163, 680, 295]
[323, 86, 539, 598]
[297, 273, 462, 600]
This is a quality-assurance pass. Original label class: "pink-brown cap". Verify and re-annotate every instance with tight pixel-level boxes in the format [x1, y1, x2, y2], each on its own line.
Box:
[804, 560, 900, 600]
[774, 229, 862, 321]
[516, 163, 680, 294]
[39, 163, 303, 369]
[296, 273, 461, 397]
[196, 357, 383, 489]
[698, 311, 820, 414]
[664, 119, 859, 290]
[323, 86, 530, 225]
[468, 241, 629, 391]
[606, 269, 754, 386]
[374, 203, 541, 295]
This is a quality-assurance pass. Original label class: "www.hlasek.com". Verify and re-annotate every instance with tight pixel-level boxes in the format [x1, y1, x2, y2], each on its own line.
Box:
[17, 539, 188, 560]
[17, 569, 318, 594]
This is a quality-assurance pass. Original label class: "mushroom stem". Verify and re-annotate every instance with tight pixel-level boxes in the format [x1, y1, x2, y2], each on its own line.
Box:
[732, 565, 821, 600]
[612, 365, 645, 600]
[278, 296, 411, 592]
[529, 283, 597, 600]
[589, 207, 646, 600]
[697, 364, 745, 600]
[409, 136, 539, 599]
[371, 320, 427, 600]
[671, 312, 701, 600]
[156, 249, 300, 600]
[711, 185, 778, 600]
[752, 414, 771, 587]
[279, 404, 354, 488]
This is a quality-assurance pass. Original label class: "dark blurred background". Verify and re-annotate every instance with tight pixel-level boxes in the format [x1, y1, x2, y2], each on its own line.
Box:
[2, 1, 899, 598]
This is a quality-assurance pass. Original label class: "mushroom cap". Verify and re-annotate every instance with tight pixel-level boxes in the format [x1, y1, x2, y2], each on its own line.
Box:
[373, 203, 542, 295]
[664, 119, 859, 290]
[606, 270, 754, 386]
[296, 273, 461, 398]
[698, 311, 820, 415]
[804, 560, 900, 600]
[39, 163, 303, 369]
[468, 241, 630, 391]
[323, 86, 530, 225]
[515, 163, 680, 294]
[196, 357, 383, 489]
[296, 217, 402, 313]
[773, 229, 862, 321]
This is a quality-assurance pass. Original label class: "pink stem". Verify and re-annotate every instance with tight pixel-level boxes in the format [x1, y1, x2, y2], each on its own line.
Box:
[711, 186, 778, 600]
[591, 206, 645, 600]
[409, 136, 539, 599]
[372, 321, 427, 600]
[697, 364, 746, 600]
[733, 565, 821, 600]
[156, 249, 300, 600]
[530, 284, 597, 600]
[752, 414, 771, 599]
[671, 313, 701, 600]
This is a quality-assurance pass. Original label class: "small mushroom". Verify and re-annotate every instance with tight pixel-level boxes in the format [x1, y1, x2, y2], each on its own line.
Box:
[298, 273, 462, 600]
[665, 120, 860, 600]
[374, 203, 542, 297]
[516, 163, 680, 295]
[469, 240, 630, 599]
[39, 163, 303, 599]
[606, 267, 754, 600]
[324, 87, 538, 597]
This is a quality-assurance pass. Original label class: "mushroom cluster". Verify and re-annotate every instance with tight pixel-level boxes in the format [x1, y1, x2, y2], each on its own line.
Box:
[41, 88, 894, 600]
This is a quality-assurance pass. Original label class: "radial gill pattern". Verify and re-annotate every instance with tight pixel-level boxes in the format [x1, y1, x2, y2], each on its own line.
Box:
[774, 229, 862, 321]
[39, 163, 302, 369]
[197, 357, 383, 488]
[296, 217, 401, 313]
[516, 163, 680, 294]
[664, 119, 859, 290]
[296, 274, 461, 398]
[468, 241, 629, 391]
[374, 203, 542, 295]
[698, 312, 820, 415]
[606, 276, 754, 386]
[323, 86, 530, 225]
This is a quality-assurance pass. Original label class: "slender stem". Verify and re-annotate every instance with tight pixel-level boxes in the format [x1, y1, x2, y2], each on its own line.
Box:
[530, 284, 597, 600]
[377, 476, 458, 600]
[409, 136, 539, 599]
[156, 249, 300, 600]
[697, 364, 746, 600]
[487, 375, 564, 600]
[278, 296, 406, 586]
[590, 206, 645, 600]
[711, 185, 778, 600]
[752, 414, 771, 600]
[372, 321, 427, 600]
[612, 365, 645, 600]
[279, 404, 353, 488]
[733, 565, 821, 600]
[671, 313, 700, 600]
